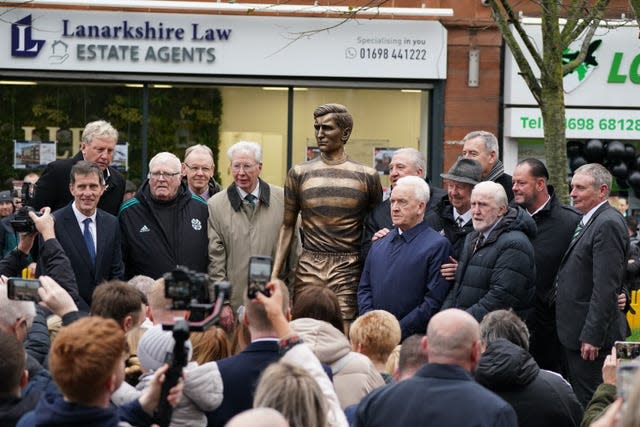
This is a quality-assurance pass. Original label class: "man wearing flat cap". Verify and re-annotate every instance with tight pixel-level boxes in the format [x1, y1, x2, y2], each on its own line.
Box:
[358, 175, 454, 339]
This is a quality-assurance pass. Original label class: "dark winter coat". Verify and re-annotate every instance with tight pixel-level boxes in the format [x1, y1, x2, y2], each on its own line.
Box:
[443, 206, 536, 322]
[118, 180, 209, 279]
[475, 339, 583, 427]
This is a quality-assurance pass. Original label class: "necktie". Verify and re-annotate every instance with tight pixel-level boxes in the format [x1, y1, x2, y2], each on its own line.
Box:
[83, 218, 96, 265]
[571, 221, 584, 243]
[473, 234, 485, 254]
[245, 194, 257, 210]
[456, 217, 465, 229]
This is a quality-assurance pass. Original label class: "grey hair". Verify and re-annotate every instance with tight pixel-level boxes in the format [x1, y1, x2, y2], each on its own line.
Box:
[472, 181, 508, 209]
[82, 120, 118, 145]
[394, 175, 430, 204]
[184, 144, 215, 166]
[392, 148, 426, 178]
[479, 310, 530, 351]
[148, 152, 181, 173]
[574, 163, 612, 197]
[227, 141, 263, 163]
[0, 283, 35, 330]
[462, 130, 499, 158]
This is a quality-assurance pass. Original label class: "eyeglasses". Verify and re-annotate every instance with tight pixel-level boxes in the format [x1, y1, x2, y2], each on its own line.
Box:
[184, 164, 213, 174]
[231, 163, 258, 172]
[149, 171, 181, 179]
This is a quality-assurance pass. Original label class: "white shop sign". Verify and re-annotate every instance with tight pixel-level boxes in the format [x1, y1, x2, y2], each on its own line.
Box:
[0, 8, 447, 79]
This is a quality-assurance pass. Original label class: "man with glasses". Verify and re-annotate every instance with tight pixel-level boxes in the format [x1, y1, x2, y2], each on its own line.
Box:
[119, 152, 209, 279]
[182, 144, 222, 201]
[207, 141, 299, 316]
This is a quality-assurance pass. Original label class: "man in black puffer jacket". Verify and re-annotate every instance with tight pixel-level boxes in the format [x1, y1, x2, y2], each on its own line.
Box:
[442, 181, 536, 323]
[475, 310, 583, 427]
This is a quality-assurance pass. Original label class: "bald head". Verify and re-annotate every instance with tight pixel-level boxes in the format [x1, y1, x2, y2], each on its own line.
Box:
[424, 309, 481, 371]
[226, 408, 289, 427]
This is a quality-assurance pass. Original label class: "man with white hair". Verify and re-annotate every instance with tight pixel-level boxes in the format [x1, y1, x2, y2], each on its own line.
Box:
[207, 141, 299, 315]
[442, 181, 536, 323]
[461, 131, 514, 201]
[358, 176, 454, 339]
[119, 152, 209, 279]
[32, 120, 126, 216]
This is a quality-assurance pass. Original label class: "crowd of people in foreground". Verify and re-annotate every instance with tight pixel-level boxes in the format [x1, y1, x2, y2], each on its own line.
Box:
[1, 102, 640, 426]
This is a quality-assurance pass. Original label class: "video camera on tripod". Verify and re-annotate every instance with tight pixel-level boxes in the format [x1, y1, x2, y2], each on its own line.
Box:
[155, 266, 231, 427]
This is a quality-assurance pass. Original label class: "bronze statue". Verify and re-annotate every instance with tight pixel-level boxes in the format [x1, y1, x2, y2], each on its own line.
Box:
[272, 103, 382, 323]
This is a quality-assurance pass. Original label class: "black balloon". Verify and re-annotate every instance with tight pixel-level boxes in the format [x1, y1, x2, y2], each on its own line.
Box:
[616, 177, 629, 189]
[625, 144, 637, 162]
[567, 140, 584, 157]
[628, 171, 640, 194]
[606, 141, 626, 162]
[584, 139, 604, 163]
[570, 156, 587, 173]
[611, 161, 628, 178]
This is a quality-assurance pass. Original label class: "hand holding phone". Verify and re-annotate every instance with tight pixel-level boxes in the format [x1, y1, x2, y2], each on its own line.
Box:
[247, 256, 273, 299]
[7, 278, 41, 302]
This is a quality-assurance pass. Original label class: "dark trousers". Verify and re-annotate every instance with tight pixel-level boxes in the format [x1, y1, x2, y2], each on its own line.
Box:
[562, 346, 607, 409]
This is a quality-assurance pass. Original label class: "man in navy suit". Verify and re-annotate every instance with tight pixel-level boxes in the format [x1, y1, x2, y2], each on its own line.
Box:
[206, 282, 290, 427]
[556, 163, 629, 407]
[42, 161, 124, 311]
[354, 309, 517, 427]
[31, 120, 125, 216]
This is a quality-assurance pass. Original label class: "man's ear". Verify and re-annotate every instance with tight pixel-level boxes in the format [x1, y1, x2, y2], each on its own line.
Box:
[19, 369, 29, 389]
[106, 372, 117, 393]
[122, 315, 133, 333]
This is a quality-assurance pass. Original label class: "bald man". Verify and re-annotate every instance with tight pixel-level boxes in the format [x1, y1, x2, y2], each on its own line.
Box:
[355, 309, 517, 427]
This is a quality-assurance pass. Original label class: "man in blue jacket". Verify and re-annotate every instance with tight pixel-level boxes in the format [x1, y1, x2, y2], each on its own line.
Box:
[358, 176, 453, 340]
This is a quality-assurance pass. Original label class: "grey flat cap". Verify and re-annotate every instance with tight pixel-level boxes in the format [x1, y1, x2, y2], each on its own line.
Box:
[440, 158, 482, 185]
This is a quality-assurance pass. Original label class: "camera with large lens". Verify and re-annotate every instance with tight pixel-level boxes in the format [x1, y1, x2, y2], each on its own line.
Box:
[163, 266, 209, 310]
[11, 182, 41, 233]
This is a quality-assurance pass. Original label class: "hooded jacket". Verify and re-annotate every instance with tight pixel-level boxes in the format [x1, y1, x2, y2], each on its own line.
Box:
[0, 393, 40, 427]
[475, 339, 583, 427]
[443, 206, 536, 322]
[290, 318, 385, 408]
[119, 180, 209, 279]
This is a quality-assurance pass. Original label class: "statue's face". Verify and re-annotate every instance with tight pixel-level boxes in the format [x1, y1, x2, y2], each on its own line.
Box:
[314, 114, 348, 156]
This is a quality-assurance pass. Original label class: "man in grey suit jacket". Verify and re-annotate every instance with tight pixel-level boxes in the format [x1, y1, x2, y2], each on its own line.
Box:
[555, 163, 629, 407]
[42, 161, 124, 311]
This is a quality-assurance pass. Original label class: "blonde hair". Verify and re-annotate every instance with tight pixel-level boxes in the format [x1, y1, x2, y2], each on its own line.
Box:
[254, 361, 327, 427]
[350, 310, 401, 363]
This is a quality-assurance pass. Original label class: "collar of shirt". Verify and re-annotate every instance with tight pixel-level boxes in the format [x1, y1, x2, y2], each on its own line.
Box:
[236, 187, 260, 205]
[581, 199, 608, 226]
[482, 217, 503, 241]
[453, 208, 472, 225]
[528, 195, 551, 216]
[190, 186, 210, 200]
[71, 202, 97, 242]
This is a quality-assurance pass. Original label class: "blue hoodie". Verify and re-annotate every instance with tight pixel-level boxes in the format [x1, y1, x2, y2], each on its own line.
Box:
[16, 393, 151, 427]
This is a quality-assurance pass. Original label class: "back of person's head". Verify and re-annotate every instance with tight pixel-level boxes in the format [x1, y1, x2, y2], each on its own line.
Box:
[137, 325, 193, 372]
[426, 309, 481, 368]
[128, 275, 155, 297]
[189, 327, 230, 364]
[50, 316, 125, 405]
[243, 280, 289, 335]
[91, 280, 145, 331]
[0, 283, 35, 339]
[147, 278, 171, 320]
[0, 330, 27, 396]
[254, 361, 327, 427]
[479, 310, 530, 351]
[349, 310, 401, 364]
[226, 408, 290, 427]
[125, 326, 147, 386]
[384, 344, 401, 376]
[291, 285, 344, 333]
[396, 334, 427, 380]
